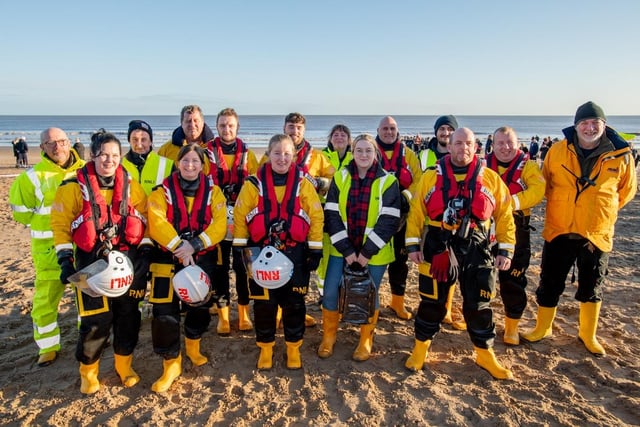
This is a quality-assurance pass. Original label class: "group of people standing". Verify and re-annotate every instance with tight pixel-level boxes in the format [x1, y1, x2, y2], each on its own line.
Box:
[9, 101, 636, 395]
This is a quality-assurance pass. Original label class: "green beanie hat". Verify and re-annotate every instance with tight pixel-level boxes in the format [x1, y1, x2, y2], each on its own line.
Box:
[574, 101, 606, 125]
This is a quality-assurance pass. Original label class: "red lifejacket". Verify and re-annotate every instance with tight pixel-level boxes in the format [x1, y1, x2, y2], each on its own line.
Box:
[246, 164, 311, 246]
[485, 151, 528, 195]
[164, 172, 214, 252]
[71, 163, 145, 253]
[425, 155, 495, 222]
[295, 140, 313, 175]
[206, 137, 249, 203]
[377, 141, 413, 190]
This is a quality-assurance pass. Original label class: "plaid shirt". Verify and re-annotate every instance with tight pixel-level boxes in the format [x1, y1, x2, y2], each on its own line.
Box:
[346, 160, 379, 251]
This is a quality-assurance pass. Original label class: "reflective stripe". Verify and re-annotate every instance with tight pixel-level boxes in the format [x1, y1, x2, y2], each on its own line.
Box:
[512, 194, 521, 211]
[156, 157, 168, 185]
[402, 189, 413, 201]
[499, 243, 515, 251]
[35, 335, 60, 350]
[55, 243, 73, 252]
[406, 237, 420, 245]
[26, 168, 45, 207]
[31, 230, 53, 239]
[380, 206, 400, 218]
[35, 205, 51, 215]
[324, 201, 339, 212]
[368, 230, 386, 249]
[167, 235, 182, 250]
[330, 230, 348, 244]
[307, 240, 322, 250]
[233, 238, 248, 246]
[200, 233, 212, 249]
[139, 237, 153, 246]
[35, 321, 58, 334]
[10, 203, 30, 213]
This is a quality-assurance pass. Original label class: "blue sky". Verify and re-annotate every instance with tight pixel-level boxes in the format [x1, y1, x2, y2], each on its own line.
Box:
[1, 0, 638, 115]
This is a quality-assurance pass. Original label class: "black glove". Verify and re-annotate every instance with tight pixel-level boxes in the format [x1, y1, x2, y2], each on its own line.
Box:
[400, 194, 411, 214]
[189, 235, 205, 253]
[134, 244, 154, 278]
[307, 249, 323, 271]
[57, 249, 76, 285]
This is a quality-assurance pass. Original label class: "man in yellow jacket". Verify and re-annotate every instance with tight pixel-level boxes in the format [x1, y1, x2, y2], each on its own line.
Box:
[486, 126, 545, 345]
[404, 128, 516, 380]
[9, 128, 85, 366]
[522, 101, 637, 356]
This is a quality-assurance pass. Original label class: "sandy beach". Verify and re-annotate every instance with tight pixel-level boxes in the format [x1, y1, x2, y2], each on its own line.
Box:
[0, 147, 638, 426]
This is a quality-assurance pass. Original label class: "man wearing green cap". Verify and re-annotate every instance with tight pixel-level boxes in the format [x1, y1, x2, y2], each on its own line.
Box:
[522, 101, 637, 357]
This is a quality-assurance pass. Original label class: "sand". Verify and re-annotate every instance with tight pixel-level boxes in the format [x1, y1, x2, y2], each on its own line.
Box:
[0, 147, 638, 426]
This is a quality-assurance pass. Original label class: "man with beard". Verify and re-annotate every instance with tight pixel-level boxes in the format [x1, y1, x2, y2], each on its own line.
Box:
[522, 102, 637, 357]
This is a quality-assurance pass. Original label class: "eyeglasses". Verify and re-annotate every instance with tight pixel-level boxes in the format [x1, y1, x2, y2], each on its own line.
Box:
[44, 138, 70, 148]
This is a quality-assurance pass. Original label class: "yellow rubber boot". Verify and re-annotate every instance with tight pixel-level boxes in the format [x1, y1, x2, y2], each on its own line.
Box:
[305, 313, 317, 327]
[578, 302, 606, 357]
[521, 306, 557, 342]
[185, 337, 208, 366]
[317, 309, 340, 358]
[405, 339, 432, 372]
[79, 360, 100, 394]
[238, 304, 253, 331]
[286, 340, 303, 370]
[257, 341, 274, 370]
[388, 294, 412, 320]
[442, 286, 455, 324]
[353, 310, 379, 361]
[217, 306, 231, 336]
[37, 351, 58, 367]
[503, 317, 521, 346]
[151, 354, 182, 393]
[114, 354, 140, 387]
[474, 346, 514, 380]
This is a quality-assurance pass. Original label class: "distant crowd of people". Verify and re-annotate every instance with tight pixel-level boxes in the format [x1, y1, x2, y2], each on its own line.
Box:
[8, 101, 637, 395]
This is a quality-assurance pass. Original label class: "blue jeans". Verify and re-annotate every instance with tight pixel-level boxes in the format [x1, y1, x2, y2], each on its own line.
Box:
[322, 255, 387, 311]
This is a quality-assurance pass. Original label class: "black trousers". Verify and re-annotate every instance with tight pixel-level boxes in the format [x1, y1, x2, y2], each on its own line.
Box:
[414, 235, 497, 349]
[535, 235, 609, 307]
[387, 223, 409, 296]
[74, 247, 146, 365]
[250, 245, 309, 343]
[498, 217, 531, 319]
[151, 251, 216, 359]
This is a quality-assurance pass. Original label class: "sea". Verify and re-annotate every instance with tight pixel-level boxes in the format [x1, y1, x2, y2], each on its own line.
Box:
[1, 115, 638, 149]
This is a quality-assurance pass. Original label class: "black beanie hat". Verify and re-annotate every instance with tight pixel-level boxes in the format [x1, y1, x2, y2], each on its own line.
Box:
[128, 120, 153, 142]
[434, 115, 459, 133]
[574, 101, 606, 125]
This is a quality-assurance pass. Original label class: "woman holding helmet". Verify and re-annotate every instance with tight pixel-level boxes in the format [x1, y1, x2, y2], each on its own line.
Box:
[51, 129, 148, 394]
[320, 134, 401, 361]
[233, 134, 323, 370]
[146, 144, 227, 393]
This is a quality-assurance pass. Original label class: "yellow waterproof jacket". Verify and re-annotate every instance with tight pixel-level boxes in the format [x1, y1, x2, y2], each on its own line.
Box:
[147, 175, 227, 252]
[232, 170, 324, 251]
[406, 164, 516, 257]
[51, 167, 148, 253]
[122, 151, 174, 195]
[493, 159, 545, 216]
[542, 127, 637, 251]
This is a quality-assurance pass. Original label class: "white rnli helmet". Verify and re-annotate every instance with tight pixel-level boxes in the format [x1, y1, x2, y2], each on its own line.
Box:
[172, 265, 212, 306]
[69, 250, 134, 298]
[251, 245, 293, 289]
